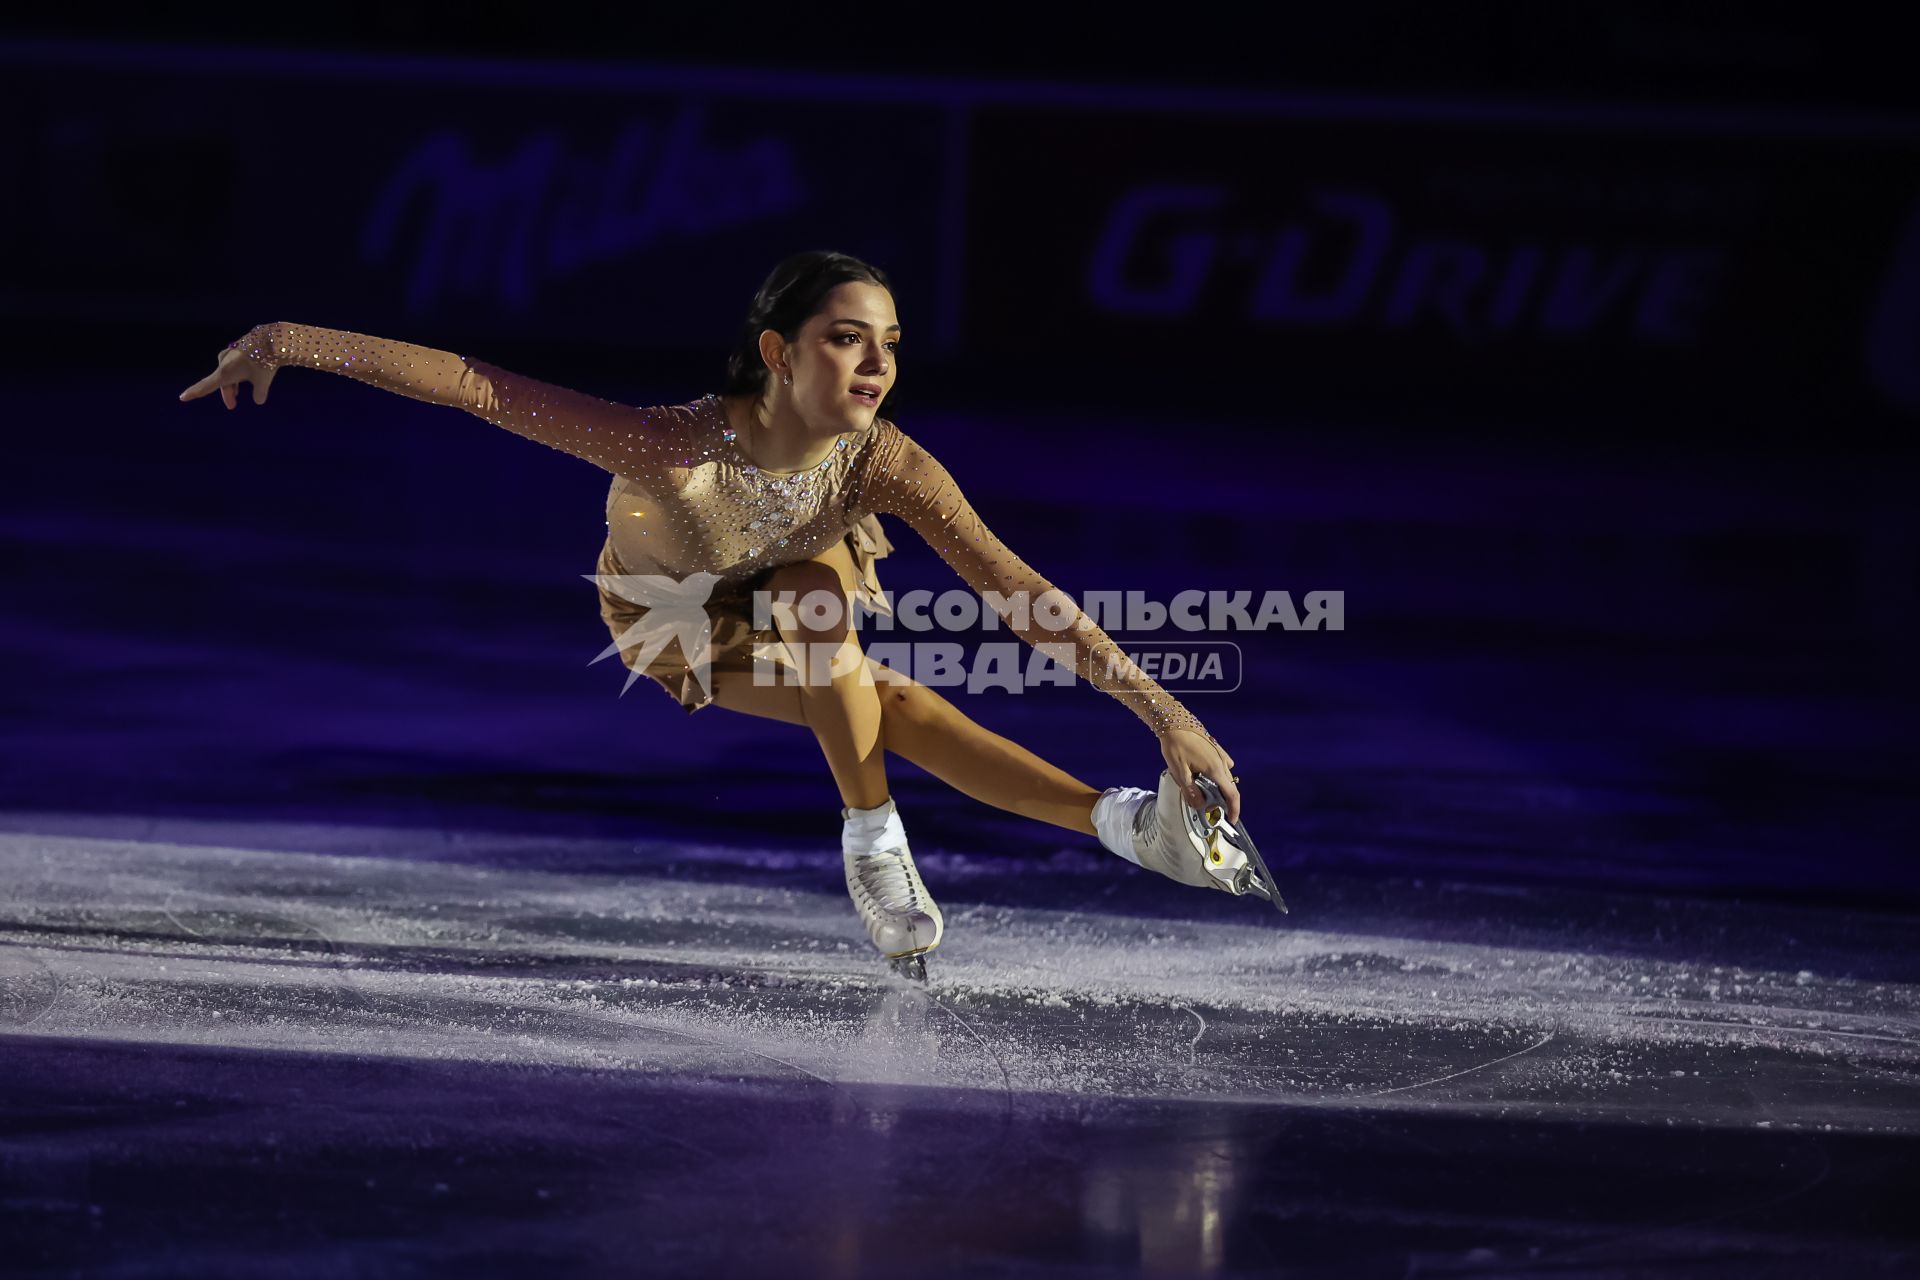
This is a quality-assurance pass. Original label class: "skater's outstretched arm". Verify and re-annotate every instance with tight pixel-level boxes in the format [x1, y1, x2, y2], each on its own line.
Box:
[179, 321, 691, 479]
[855, 420, 1237, 800]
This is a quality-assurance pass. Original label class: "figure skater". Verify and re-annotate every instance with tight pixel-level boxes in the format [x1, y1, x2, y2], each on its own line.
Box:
[178, 251, 1277, 980]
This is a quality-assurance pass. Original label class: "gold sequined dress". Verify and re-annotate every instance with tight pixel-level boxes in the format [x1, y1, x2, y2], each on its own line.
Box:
[227, 322, 1216, 744]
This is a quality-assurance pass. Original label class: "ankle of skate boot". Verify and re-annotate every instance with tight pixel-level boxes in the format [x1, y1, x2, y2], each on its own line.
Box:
[843, 810, 908, 860]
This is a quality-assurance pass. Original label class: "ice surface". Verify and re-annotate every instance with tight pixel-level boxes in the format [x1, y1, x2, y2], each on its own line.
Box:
[5, 821, 1919, 1276]
[5, 817, 1917, 1129]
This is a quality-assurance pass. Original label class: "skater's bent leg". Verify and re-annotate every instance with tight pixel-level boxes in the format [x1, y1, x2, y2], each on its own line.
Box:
[706, 670, 808, 728]
[761, 552, 889, 811]
[710, 655, 1099, 837]
[703, 543, 1100, 837]
[872, 672, 1099, 837]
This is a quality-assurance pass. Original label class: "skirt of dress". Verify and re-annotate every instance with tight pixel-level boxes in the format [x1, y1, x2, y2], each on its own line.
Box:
[594, 513, 896, 714]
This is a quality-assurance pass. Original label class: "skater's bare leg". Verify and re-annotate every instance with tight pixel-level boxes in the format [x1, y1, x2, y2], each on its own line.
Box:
[879, 673, 1101, 836]
[759, 552, 889, 811]
[709, 657, 1100, 839]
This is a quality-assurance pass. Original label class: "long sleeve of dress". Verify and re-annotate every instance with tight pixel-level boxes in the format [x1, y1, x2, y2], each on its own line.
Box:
[855, 420, 1217, 745]
[225, 321, 687, 479]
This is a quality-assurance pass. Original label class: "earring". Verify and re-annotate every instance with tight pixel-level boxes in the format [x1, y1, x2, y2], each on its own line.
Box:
[782, 372, 792, 386]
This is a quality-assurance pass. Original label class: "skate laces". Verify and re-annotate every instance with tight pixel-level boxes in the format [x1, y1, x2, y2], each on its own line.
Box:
[851, 847, 926, 914]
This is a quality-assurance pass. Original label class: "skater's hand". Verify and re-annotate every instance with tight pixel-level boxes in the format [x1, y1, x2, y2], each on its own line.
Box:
[178, 344, 277, 411]
[1161, 729, 1239, 825]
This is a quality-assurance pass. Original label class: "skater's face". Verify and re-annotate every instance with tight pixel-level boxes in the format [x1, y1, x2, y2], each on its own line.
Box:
[768, 282, 898, 424]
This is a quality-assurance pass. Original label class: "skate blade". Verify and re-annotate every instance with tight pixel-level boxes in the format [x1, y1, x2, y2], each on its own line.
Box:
[1192, 773, 1290, 915]
[887, 954, 929, 982]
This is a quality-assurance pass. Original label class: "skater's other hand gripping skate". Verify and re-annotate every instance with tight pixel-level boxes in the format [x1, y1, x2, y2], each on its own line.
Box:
[1161, 729, 1239, 825]
[178, 345, 278, 411]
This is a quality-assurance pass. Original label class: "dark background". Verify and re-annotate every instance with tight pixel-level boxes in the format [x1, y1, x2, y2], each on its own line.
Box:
[3, 10, 1919, 1277]
[11, 5, 1920, 444]
[2, 5, 1914, 904]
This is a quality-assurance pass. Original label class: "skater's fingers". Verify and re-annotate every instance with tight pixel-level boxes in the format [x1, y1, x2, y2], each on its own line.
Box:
[1191, 764, 1238, 825]
[180, 356, 233, 404]
[1167, 759, 1198, 807]
[1163, 729, 1219, 811]
[1218, 773, 1241, 826]
[1213, 748, 1239, 820]
[178, 372, 218, 401]
[179, 347, 267, 409]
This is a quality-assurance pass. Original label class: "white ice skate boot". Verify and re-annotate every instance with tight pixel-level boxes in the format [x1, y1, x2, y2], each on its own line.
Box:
[841, 796, 944, 980]
[1093, 770, 1288, 909]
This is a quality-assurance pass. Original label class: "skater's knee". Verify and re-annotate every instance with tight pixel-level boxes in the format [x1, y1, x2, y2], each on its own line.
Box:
[761, 560, 855, 643]
[764, 558, 845, 600]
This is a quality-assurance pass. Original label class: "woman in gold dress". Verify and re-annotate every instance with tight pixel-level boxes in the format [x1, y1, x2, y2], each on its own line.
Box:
[179, 250, 1253, 979]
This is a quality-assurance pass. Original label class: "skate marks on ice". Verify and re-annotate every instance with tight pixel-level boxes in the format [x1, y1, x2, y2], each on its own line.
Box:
[0, 825, 1021, 1121]
[1, 823, 1918, 1135]
[0, 946, 60, 1027]
[4, 822, 1920, 1277]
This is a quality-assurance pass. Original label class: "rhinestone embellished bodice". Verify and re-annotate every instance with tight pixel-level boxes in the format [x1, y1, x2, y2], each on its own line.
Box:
[601, 393, 871, 588]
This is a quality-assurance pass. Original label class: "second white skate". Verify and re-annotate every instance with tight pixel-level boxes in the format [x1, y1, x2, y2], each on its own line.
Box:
[1128, 769, 1288, 910]
[841, 797, 944, 980]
